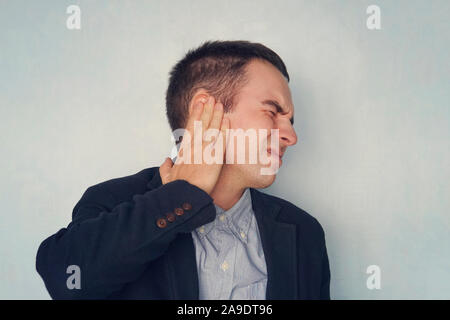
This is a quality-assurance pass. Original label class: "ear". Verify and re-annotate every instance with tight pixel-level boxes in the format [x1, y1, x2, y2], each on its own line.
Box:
[188, 89, 210, 115]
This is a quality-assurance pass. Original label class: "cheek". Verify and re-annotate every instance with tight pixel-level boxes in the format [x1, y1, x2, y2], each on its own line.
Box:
[228, 112, 273, 130]
[228, 114, 247, 129]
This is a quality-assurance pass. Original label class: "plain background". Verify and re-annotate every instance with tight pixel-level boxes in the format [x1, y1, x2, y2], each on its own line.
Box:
[0, 0, 448, 299]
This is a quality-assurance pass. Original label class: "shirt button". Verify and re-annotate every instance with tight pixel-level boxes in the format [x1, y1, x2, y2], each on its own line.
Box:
[166, 212, 176, 222]
[240, 231, 246, 239]
[182, 202, 192, 210]
[156, 218, 167, 228]
[221, 261, 229, 271]
[199, 226, 205, 233]
[219, 214, 225, 222]
[174, 207, 184, 216]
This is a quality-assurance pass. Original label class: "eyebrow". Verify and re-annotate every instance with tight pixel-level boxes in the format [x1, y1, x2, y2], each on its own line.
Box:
[261, 99, 294, 125]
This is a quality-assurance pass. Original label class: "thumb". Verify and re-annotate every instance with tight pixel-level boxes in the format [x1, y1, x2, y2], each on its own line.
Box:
[159, 157, 173, 184]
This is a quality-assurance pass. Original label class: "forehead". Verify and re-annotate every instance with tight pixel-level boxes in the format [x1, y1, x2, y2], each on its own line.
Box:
[239, 59, 293, 109]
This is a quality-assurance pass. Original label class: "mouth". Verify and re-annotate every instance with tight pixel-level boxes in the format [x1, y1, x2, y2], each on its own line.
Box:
[267, 149, 283, 166]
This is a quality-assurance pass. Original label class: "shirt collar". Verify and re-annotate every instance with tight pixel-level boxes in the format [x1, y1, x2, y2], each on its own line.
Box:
[196, 188, 253, 244]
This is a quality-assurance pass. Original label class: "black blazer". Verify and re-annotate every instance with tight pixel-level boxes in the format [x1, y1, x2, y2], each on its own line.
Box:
[36, 166, 330, 299]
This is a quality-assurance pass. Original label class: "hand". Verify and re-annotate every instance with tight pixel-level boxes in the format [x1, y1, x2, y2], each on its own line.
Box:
[159, 96, 229, 194]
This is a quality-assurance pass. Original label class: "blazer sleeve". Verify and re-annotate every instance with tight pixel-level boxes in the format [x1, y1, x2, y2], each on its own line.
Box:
[320, 230, 331, 300]
[35, 179, 216, 299]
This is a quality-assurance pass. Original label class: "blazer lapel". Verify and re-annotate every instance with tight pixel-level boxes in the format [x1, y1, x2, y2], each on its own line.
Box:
[250, 188, 298, 299]
[165, 233, 200, 299]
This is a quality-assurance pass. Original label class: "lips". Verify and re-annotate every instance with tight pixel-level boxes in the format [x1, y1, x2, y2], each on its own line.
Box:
[268, 149, 283, 165]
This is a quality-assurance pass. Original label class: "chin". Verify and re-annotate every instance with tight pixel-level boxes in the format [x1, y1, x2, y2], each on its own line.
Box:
[252, 176, 276, 189]
[243, 164, 278, 189]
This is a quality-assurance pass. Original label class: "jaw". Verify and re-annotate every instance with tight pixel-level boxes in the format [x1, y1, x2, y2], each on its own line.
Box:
[221, 163, 277, 190]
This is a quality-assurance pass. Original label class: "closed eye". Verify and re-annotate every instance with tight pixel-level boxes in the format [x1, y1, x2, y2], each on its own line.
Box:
[261, 99, 294, 125]
[267, 109, 276, 117]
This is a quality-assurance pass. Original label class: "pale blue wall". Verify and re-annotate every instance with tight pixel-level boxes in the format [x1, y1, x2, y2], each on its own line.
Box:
[0, 0, 448, 299]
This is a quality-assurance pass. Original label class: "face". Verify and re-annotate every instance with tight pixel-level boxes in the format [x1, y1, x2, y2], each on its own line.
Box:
[223, 59, 298, 189]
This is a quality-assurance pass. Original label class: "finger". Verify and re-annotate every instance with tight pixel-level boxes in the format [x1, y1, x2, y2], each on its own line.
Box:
[159, 157, 173, 183]
[219, 117, 230, 156]
[185, 100, 204, 131]
[209, 102, 224, 131]
[175, 143, 189, 165]
[201, 96, 215, 132]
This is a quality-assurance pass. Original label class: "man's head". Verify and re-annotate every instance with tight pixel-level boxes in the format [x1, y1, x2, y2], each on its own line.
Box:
[166, 40, 297, 189]
[166, 40, 290, 131]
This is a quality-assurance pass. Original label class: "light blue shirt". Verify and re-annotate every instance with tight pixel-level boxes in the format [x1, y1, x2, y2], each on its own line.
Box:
[191, 188, 267, 299]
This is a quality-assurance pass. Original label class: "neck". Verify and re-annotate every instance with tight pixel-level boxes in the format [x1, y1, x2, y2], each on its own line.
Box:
[210, 166, 246, 211]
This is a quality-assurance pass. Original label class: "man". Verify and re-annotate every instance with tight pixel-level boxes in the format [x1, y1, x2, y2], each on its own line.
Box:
[36, 40, 330, 299]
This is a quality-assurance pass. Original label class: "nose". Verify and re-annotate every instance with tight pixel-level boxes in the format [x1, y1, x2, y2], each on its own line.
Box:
[279, 122, 298, 147]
